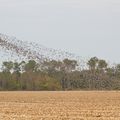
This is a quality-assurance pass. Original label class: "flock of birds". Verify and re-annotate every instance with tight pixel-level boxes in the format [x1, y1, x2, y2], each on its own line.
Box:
[0, 33, 87, 69]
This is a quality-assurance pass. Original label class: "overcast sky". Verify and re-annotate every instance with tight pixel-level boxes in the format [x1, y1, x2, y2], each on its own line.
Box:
[0, 0, 119, 63]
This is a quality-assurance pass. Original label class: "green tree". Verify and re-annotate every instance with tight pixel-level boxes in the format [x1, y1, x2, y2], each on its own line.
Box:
[87, 57, 98, 70]
[63, 59, 78, 72]
[98, 59, 108, 70]
[24, 60, 38, 72]
[2, 61, 13, 72]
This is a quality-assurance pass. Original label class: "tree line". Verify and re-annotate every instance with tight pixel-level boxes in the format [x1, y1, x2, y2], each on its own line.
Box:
[0, 57, 120, 90]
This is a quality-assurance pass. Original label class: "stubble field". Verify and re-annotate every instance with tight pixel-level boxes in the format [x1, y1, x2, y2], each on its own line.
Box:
[0, 91, 120, 120]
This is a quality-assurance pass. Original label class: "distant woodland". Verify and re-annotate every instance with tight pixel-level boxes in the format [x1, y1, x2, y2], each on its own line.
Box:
[0, 57, 120, 90]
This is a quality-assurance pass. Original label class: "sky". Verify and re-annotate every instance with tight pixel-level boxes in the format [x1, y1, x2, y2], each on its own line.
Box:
[0, 0, 119, 63]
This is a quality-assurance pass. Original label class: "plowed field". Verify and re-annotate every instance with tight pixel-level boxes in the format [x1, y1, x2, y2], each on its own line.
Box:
[0, 91, 120, 120]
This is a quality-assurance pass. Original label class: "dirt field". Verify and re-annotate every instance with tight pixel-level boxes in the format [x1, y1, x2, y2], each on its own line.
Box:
[0, 91, 120, 120]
